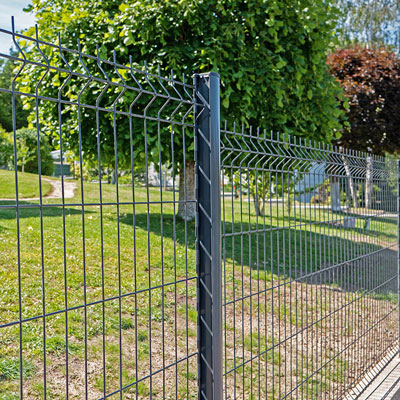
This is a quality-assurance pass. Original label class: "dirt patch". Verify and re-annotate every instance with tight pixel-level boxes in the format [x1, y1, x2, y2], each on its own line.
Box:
[16, 271, 397, 400]
[222, 264, 398, 399]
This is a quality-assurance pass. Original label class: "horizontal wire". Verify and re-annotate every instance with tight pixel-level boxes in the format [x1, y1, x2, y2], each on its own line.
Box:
[223, 243, 398, 306]
[0, 275, 197, 330]
[0, 199, 197, 209]
[223, 275, 398, 377]
[0, 87, 196, 127]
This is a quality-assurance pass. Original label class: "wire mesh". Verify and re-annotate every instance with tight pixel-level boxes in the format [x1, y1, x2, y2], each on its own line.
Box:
[0, 19, 399, 400]
[0, 22, 197, 399]
[220, 124, 399, 399]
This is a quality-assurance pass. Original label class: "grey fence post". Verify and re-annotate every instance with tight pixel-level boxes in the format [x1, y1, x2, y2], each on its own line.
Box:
[194, 72, 223, 400]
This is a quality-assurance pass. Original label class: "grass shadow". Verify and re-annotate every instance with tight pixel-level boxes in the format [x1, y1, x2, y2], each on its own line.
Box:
[123, 212, 397, 296]
[0, 202, 93, 220]
[120, 212, 196, 249]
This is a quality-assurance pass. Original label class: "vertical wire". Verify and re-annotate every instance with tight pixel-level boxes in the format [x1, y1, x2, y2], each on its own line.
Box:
[179, 79, 185, 400]
[239, 125, 245, 399]
[262, 129, 268, 399]
[305, 138, 310, 400]
[287, 135, 293, 398]
[222, 122, 227, 400]
[321, 142, 327, 400]
[232, 124, 237, 400]
[96, 45, 109, 399]
[293, 136, 299, 397]
[112, 51, 124, 400]
[156, 65, 166, 399]
[269, 132, 275, 398]
[247, 126, 253, 398]
[255, 128, 261, 400]
[77, 39, 91, 400]
[129, 56, 143, 400]
[143, 62, 155, 398]
[232, 124, 237, 399]
[281, 137, 287, 398]
[311, 141, 318, 398]
[58, 32, 71, 400]
[180, 73, 190, 400]
[299, 137, 304, 399]
[34, 24, 48, 400]
[170, 81, 178, 400]
[275, 136, 281, 399]
[128, 56, 140, 400]
[315, 142, 320, 399]
[10, 16, 25, 400]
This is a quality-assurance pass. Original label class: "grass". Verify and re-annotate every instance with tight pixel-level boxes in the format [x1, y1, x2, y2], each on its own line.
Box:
[0, 174, 397, 399]
[0, 170, 52, 199]
[0, 358, 35, 381]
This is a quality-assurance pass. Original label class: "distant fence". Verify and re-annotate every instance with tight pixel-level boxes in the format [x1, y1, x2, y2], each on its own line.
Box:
[0, 22, 398, 399]
[219, 128, 398, 399]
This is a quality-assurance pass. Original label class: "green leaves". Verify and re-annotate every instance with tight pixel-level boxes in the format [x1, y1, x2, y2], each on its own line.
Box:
[24, 0, 345, 172]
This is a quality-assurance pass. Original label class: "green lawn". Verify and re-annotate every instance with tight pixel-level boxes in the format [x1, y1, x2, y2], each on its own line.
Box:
[0, 176, 397, 399]
[0, 170, 52, 199]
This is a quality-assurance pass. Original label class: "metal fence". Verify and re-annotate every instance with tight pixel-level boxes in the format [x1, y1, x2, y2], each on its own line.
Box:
[0, 22, 398, 400]
[219, 128, 398, 399]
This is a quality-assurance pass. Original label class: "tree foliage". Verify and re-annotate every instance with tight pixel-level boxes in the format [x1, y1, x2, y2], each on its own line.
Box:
[328, 45, 400, 155]
[0, 55, 30, 132]
[20, 0, 347, 218]
[0, 125, 13, 168]
[13, 128, 54, 175]
[336, 0, 400, 50]
[0, 127, 54, 175]
[22, 0, 345, 168]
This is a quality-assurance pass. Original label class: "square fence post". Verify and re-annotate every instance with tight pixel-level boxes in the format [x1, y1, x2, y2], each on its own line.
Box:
[194, 72, 223, 400]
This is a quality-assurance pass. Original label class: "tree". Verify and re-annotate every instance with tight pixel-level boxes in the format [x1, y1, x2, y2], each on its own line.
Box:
[336, 0, 400, 50]
[23, 0, 345, 219]
[328, 45, 400, 208]
[0, 125, 13, 168]
[327, 45, 400, 155]
[0, 54, 30, 132]
[14, 128, 54, 176]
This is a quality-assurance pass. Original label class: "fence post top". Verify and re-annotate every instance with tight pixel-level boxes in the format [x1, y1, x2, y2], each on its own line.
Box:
[195, 71, 220, 79]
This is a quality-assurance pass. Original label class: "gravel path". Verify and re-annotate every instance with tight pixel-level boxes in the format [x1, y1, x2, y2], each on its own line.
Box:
[0, 177, 77, 201]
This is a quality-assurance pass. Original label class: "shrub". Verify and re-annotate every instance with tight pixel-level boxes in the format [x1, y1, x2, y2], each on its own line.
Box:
[0, 125, 12, 169]
[14, 128, 54, 176]
[328, 45, 400, 155]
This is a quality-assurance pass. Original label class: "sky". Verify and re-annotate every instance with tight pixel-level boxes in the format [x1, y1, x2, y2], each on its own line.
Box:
[0, 0, 36, 55]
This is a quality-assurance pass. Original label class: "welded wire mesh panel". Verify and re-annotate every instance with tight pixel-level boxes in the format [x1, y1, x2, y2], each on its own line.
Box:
[220, 125, 398, 399]
[0, 24, 197, 399]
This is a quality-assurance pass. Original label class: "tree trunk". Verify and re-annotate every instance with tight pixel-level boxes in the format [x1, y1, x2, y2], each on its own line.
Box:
[178, 161, 196, 221]
[330, 176, 342, 212]
[342, 156, 358, 208]
[318, 183, 328, 204]
[365, 156, 373, 209]
[251, 189, 264, 217]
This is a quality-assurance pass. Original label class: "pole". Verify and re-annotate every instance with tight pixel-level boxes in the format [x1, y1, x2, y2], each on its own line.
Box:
[195, 72, 222, 400]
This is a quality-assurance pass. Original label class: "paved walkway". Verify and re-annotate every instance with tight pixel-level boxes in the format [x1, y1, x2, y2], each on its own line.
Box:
[347, 352, 400, 399]
[0, 178, 77, 201]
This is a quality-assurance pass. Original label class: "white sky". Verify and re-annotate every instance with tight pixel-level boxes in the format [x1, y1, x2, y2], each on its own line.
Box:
[0, 0, 36, 55]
